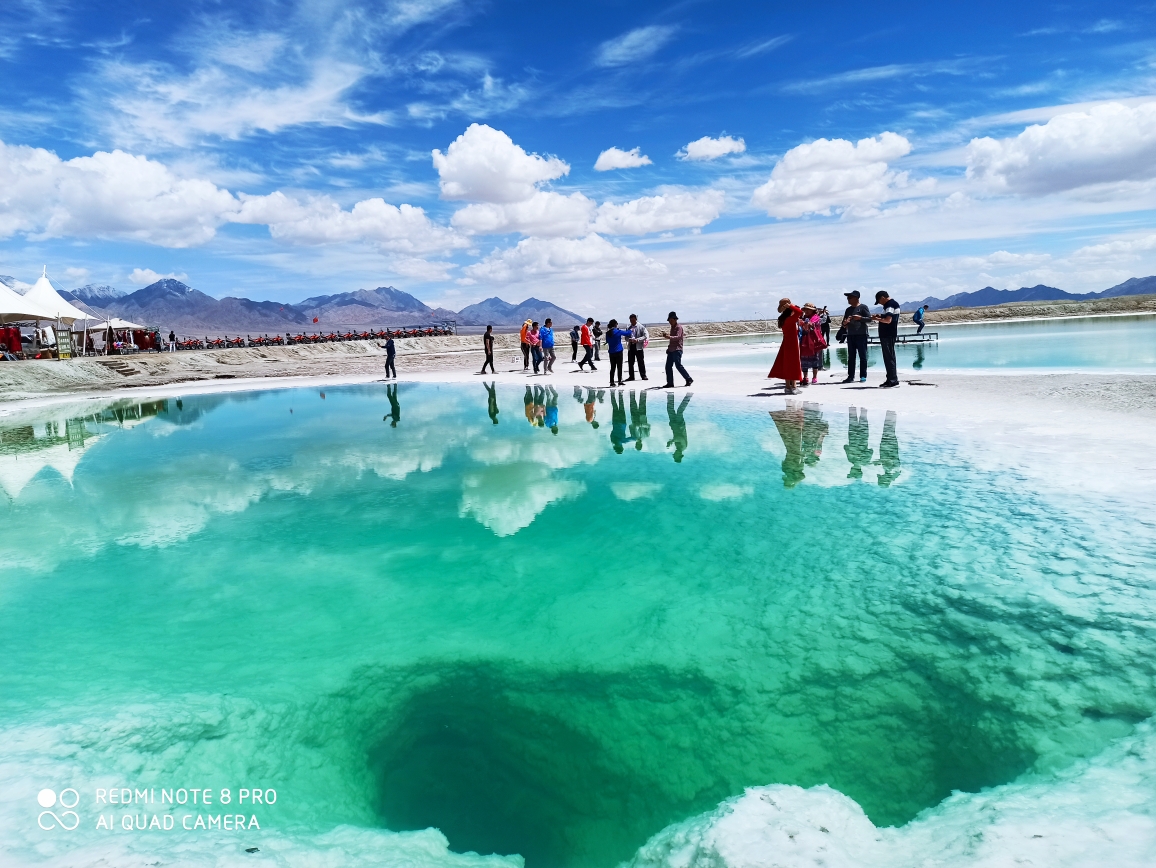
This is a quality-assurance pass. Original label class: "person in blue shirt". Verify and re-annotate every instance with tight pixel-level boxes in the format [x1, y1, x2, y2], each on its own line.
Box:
[540, 318, 556, 374]
[604, 318, 633, 387]
[912, 305, 928, 334]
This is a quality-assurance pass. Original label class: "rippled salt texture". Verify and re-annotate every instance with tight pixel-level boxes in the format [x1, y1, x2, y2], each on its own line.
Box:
[2, 384, 1155, 867]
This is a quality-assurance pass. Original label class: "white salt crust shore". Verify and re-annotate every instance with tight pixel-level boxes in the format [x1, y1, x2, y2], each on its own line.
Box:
[4, 360, 1156, 866]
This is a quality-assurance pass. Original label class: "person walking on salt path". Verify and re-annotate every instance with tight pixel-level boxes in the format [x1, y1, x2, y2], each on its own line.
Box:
[873, 290, 901, 388]
[481, 325, 496, 374]
[378, 335, 397, 378]
[659, 311, 693, 388]
[840, 291, 871, 383]
[519, 319, 532, 371]
[626, 313, 649, 381]
[578, 318, 597, 371]
[798, 303, 827, 385]
[768, 298, 803, 394]
[605, 318, 632, 387]
[570, 324, 580, 361]
[593, 321, 603, 361]
[540, 318, 556, 374]
[528, 321, 543, 374]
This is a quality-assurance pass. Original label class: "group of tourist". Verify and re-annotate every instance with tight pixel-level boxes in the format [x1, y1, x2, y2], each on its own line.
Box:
[766, 290, 907, 393]
[495, 311, 693, 389]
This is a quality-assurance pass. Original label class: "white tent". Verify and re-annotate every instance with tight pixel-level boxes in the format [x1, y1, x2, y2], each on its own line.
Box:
[74, 315, 145, 331]
[0, 281, 56, 323]
[21, 268, 89, 324]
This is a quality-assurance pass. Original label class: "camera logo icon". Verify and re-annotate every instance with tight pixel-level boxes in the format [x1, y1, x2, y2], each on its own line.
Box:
[37, 788, 80, 831]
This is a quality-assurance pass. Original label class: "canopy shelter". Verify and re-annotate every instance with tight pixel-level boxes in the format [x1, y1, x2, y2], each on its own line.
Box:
[22, 268, 89, 324]
[0, 281, 56, 323]
[73, 315, 145, 331]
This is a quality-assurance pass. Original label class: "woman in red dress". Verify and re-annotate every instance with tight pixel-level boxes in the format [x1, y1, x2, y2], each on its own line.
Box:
[768, 297, 803, 394]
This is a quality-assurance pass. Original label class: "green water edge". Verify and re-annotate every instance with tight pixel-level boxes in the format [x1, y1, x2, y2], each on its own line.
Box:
[2, 382, 1155, 868]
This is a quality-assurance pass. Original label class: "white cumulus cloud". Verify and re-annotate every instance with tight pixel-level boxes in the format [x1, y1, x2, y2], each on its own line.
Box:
[0, 140, 240, 247]
[751, 132, 913, 218]
[679, 135, 747, 161]
[234, 191, 464, 254]
[463, 234, 666, 283]
[452, 191, 596, 237]
[593, 190, 725, 235]
[966, 101, 1156, 196]
[594, 25, 677, 67]
[432, 123, 569, 203]
[594, 146, 653, 171]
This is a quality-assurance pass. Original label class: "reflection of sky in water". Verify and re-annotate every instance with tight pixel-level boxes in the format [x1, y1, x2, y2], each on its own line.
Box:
[691, 313, 1156, 371]
[2, 383, 1156, 868]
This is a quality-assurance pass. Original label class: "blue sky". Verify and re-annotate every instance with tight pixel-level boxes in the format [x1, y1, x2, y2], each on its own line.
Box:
[1, 0, 1155, 318]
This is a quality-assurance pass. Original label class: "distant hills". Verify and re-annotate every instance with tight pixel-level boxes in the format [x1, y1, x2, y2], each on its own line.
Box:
[901, 275, 1156, 312]
[455, 296, 584, 326]
[0, 275, 584, 332]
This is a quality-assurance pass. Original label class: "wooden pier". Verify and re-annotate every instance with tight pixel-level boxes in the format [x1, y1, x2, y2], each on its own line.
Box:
[868, 331, 937, 345]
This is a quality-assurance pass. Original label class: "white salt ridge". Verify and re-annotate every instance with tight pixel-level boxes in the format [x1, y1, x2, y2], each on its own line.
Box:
[629, 721, 1156, 868]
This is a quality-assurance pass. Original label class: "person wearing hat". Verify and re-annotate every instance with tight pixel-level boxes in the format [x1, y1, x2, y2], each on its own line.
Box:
[767, 297, 803, 393]
[798, 302, 826, 384]
[840, 291, 871, 383]
[658, 311, 693, 388]
[873, 290, 901, 388]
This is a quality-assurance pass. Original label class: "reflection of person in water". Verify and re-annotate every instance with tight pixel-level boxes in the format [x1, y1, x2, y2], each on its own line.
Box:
[543, 386, 559, 433]
[384, 383, 401, 427]
[629, 390, 650, 451]
[609, 390, 634, 453]
[844, 407, 872, 479]
[913, 344, 925, 370]
[532, 385, 547, 426]
[485, 382, 500, 425]
[769, 402, 806, 488]
[801, 402, 829, 466]
[666, 392, 691, 462]
[876, 410, 902, 487]
[525, 386, 537, 426]
[574, 386, 600, 428]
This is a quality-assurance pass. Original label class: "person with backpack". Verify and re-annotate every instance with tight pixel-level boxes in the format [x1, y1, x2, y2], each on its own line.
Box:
[626, 313, 649, 381]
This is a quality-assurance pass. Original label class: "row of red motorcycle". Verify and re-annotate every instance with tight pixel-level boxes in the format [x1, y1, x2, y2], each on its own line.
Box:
[172, 326, 455, 351]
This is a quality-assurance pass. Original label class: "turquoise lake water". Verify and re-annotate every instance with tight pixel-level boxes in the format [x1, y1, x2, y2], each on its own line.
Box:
[693, 313, 1156, 372]
[2, 383, 1155, 867]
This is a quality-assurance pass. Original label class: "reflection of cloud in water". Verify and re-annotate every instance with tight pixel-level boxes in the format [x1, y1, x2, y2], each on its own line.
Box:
[699, 483, 753, 501]
[612, 482, 663, 501]
[460, 464, 586, 537]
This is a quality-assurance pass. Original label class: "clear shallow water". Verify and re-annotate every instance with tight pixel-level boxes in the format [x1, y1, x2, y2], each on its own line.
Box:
[2, 384, 1156, 868]
[692, 313, 1156, 373]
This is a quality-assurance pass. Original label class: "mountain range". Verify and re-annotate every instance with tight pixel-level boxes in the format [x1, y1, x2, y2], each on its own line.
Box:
[0, 277, 585, 332]
[900, 275, 1156, 312]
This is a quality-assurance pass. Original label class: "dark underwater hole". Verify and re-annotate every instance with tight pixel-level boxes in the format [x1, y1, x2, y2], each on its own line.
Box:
[362, 662, 1041, 868]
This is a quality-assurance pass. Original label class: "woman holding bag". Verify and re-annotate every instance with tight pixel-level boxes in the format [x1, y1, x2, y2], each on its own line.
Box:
[768, 297, 803, 394]
[798, 302, 827, 385]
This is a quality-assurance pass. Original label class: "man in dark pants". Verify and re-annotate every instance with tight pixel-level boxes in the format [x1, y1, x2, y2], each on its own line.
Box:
[626, 313, 648, 381]
[379, 335, 397, 378]
[570, 325, 580, 361]
[659, 311, 692, 388]
[840, 291, 870, 383]
[873, 290, 901, 388]
[481, 324, 495, 373]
